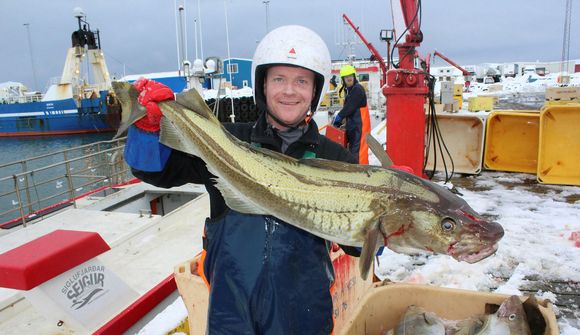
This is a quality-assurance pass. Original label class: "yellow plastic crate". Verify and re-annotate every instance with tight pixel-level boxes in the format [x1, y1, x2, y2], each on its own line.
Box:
[468, 96, 495, 112]
[483, 111, 540, 173]
[537, 104, 580, 185]
[453, 95, 463, 109]
[424, 114, 485, 175]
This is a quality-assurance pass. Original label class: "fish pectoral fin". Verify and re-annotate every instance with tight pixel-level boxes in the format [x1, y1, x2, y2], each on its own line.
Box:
[213, 177, 267, 215]
[159, 117, 200, 156]
[359, 221, 382, 280]
[365, 133, 393, 168]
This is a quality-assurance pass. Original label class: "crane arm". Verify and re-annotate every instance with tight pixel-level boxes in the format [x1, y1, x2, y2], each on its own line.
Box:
[433, 50, 469, 76]
[391, 0, 422, 46]
[342, 13, 388, 86]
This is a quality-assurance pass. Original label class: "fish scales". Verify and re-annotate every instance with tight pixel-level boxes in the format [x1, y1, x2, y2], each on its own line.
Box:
[164, 100, 385, 242]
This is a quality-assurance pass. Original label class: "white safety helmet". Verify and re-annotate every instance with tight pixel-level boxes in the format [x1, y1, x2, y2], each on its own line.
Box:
[252, 25, 331, 116]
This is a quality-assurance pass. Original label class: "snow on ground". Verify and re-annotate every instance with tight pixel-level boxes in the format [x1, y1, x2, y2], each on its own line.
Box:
[202, 86, 253, 100]
[368, 113, 580, 333]
[375, 171, 580, 333]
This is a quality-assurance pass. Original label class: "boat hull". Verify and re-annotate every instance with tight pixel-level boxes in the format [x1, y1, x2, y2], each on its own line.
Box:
[0, 94, 120, 137]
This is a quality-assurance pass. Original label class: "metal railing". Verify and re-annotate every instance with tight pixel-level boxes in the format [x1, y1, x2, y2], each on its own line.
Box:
[0, 137, 133, 228]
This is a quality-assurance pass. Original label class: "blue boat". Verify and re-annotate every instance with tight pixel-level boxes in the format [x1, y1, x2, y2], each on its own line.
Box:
[0, 9, 120, 137]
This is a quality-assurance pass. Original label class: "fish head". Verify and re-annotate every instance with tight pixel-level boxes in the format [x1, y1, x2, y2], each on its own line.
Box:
[381, 172, 504, 263]
[496, 295, 531, 334]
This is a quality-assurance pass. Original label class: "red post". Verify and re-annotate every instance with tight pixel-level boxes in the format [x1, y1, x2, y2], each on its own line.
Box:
[382, 0, 428, 177]
[383, 67, 428, 177]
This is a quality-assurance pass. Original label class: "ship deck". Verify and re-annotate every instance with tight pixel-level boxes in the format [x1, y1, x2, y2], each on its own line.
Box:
[0, 182, 208, 334]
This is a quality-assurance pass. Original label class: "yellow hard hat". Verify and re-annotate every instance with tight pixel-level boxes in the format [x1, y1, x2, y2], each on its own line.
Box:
[340, 65, 356, 77]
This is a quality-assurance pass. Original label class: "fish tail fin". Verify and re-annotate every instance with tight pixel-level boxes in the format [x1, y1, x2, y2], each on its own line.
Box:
[359, 221, 382, 280]
[111, 81, 147, 138]
[175, 88, 221, 126]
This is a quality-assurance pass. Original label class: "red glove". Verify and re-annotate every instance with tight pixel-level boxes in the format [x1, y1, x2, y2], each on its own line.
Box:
[133, 78, 174, 132]
[390, 165, 414, 174]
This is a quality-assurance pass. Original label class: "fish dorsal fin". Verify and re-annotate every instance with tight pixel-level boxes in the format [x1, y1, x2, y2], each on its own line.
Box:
[423, 311, 438, 326]
[112, 81, 147, 138]
[298, 157, 370, 173]
[365, 133, 393, 168]
[174, 88, 220, 125]
[359, 221, 382, 280]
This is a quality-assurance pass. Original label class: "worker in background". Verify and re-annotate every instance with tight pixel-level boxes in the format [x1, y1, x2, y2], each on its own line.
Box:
[124, 25, 360, 334]
[333, 65, 371, 164]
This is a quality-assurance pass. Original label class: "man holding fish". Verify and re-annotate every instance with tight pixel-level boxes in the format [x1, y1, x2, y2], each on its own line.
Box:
[124, 26, 363, 334]
[118, 24, 503, 335]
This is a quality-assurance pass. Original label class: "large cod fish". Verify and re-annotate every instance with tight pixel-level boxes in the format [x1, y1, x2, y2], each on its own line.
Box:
[113, 82, 504, 279]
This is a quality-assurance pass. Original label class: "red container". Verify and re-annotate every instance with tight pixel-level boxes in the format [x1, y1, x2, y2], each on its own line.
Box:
[326, 125, 347, 148]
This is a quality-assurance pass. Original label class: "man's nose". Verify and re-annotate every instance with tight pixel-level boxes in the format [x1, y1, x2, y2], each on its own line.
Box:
[282, 82, 296, 95]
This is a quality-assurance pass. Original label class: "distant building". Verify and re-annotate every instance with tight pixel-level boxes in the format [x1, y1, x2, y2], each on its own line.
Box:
[121, 71, 188, 93]
[120, 58, 252, 93]
[222, 58, 252, 89]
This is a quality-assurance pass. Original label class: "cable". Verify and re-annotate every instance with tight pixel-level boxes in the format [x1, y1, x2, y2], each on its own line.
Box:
[389, 0, 454, 182]
[390, 0, 422, 69]
[212, 75, 223, 117]
[423, 73, 455, 183]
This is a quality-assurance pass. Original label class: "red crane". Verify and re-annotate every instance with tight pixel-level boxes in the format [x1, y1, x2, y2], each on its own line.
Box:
[342, 14, 388, 86]
[433, 50, 471, 86]
[382, 0, 428, 177]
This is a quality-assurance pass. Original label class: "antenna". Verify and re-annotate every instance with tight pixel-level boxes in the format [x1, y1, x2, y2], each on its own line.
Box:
[262, 1, 270, 34]
[336, 16, 361, 61]
[174, 0, 180, 70]
[559, 0, 573, 84]
[177, 4, 187, 75]
[224, 0, 235, 123]
[23, 23, 39, 92]
[198, 0, 204, 61]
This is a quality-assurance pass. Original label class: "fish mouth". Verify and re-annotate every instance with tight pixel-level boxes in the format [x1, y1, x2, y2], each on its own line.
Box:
[448, 219, 504, 263]
[450, 242, 499, 263]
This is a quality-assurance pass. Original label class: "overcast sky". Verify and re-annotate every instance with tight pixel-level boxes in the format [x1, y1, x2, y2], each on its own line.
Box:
[1, 0, 577, 91]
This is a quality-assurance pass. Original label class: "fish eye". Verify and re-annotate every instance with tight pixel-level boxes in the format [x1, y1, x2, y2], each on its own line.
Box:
[441, 218, 455, 232]
[508, 313, 516, 321]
